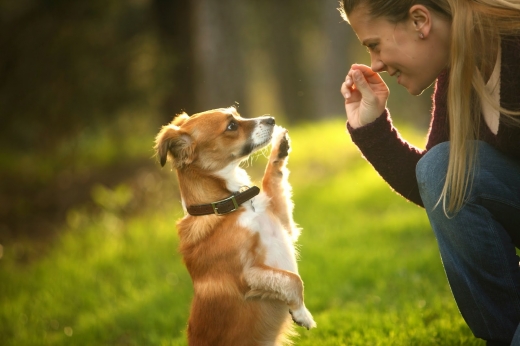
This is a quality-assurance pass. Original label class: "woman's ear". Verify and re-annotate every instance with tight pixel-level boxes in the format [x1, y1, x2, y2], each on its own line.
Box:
[409, 4, 432, 38]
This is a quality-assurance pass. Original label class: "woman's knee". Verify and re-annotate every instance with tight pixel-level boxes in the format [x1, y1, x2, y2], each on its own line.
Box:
[416, 142, 450, 206]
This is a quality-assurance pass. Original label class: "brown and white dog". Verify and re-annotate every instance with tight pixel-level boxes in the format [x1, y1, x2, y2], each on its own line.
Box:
[155, 107, 315, 345]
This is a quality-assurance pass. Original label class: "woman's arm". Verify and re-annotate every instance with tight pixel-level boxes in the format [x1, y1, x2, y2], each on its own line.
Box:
[346, 71, 450, 207]
[347, 110, 426, 206]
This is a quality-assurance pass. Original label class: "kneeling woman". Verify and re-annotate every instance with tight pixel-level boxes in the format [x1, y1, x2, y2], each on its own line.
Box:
[339, 0, 520, 345]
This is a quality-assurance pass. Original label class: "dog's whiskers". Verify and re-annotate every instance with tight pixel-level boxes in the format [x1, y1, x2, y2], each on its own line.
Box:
[259, 145, 271, 158]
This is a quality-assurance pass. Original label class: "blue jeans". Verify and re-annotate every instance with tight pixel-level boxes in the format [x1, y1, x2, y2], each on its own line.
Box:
[416, 141, 520, 345]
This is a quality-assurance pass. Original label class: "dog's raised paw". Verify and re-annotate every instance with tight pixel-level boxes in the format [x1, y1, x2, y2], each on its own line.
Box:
[277, 133, 290, 159]
[271, 126, 290, 160]
[289, 306, 316, 330]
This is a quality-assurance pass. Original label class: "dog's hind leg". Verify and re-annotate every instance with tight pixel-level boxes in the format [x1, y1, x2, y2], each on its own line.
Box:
[262, 127, 300, 239]
[244, 265, 316, 330]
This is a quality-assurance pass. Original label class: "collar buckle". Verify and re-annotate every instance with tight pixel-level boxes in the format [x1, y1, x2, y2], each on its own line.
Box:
[211, 195, 239, 215]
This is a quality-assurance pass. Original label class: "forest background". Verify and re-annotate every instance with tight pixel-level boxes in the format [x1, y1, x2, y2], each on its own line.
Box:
[1, 0, 432, 237]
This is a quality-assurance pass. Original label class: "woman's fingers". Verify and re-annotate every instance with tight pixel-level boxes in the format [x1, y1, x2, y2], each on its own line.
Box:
[341, 80, 351, 99]
[352, 70, 370, 95]
[341, 64, 389, 128]
[342, 75, 354, 99]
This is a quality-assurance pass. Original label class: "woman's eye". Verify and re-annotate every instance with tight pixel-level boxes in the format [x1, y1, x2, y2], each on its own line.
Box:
[366, 43, 378, 53]
[227, 121, 238, 131]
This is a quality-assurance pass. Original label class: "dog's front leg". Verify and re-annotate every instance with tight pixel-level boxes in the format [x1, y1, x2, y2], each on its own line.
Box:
[244, 265, 316, 329]
[262, 127, 298, 238]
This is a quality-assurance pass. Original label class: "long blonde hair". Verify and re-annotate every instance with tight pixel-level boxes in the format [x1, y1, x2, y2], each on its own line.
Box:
[340, 0, 520, 214]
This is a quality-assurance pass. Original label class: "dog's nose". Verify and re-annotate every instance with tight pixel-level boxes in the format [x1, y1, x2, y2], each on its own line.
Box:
[262, 117, 275, 126]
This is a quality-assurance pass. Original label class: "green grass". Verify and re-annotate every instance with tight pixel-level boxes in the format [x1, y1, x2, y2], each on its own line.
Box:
[0, 119, 483, 345]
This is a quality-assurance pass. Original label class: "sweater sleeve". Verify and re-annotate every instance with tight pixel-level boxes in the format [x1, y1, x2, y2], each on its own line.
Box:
[347, 110, 426, 206]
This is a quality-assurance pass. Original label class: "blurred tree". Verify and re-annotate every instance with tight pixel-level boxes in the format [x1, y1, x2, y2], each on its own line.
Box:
[188, 0, 358, 123]
[313, 0, 355, 119]
[254, 0, 317, 123]
[190, 0, 249, 113]
[151, 0, 197, 121]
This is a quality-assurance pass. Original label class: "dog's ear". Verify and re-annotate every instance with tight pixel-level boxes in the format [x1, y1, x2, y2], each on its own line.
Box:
[154, 125, 195, 168]
[172, 112, 190, 127]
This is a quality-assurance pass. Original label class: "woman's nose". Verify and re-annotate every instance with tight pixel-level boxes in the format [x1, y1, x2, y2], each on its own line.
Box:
[370, 57, 386, 73]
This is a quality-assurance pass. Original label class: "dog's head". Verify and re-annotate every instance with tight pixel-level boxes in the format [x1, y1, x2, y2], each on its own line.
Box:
[155, 107, 275, 171]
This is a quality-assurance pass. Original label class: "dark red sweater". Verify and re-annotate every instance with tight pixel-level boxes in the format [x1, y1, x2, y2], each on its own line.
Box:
[347, 36, 520, 207]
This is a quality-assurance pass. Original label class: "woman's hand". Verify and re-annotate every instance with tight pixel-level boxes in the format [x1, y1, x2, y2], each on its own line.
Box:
[341, 64, 389, 129]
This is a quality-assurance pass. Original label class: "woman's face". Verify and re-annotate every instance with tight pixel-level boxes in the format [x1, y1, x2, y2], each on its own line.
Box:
[348, 5, 450, 95]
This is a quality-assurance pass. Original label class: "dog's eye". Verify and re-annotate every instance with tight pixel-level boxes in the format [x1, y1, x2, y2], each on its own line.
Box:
[226, 121, 238, 131]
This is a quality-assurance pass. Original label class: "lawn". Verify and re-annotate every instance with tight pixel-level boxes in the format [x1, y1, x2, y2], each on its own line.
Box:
[0, 118, 483, 345]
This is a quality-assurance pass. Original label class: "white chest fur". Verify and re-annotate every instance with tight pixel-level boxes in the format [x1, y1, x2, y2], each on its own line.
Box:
[238, 193, 298, 273]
